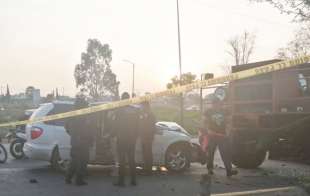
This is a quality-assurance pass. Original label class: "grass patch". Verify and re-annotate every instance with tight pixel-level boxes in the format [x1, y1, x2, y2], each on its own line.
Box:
[152, 105, 201, 135]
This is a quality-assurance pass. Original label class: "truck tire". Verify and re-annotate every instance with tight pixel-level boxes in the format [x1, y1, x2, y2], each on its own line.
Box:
[232, 148, 267, 169]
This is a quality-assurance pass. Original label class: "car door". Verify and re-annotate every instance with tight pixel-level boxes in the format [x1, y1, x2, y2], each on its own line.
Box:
[135, 125, 165, 165]
[151, 126, 168, 165]
[48, 104, 73, 161]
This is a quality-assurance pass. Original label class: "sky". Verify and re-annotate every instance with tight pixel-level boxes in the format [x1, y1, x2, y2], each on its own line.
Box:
[0, 0, 300, 96]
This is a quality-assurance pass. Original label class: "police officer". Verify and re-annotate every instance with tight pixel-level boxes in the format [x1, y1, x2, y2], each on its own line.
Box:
[65, 96, 95, 186]
[113, 92, 139, 186]
[204, 97, 238, 177]
[139, 101, 157, 175]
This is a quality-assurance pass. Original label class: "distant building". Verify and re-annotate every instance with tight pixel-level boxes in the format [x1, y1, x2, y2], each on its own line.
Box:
[7, 88, 41, 106]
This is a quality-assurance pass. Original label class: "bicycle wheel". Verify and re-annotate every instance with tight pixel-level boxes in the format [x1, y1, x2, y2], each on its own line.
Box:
[0, 144, 8, 163]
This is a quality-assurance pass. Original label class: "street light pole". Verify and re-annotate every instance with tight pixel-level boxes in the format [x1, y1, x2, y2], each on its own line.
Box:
[123, 59, 135, 97]
[200, 74, 203, 118]
[176, 0, 184, 126]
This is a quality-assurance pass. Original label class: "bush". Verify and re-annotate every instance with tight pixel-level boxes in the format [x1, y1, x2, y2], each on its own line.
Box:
[0, 101, 34, 138]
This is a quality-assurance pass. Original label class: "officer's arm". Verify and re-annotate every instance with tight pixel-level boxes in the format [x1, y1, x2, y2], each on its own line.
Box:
[150, 112, 157, 134]
[64, 118, 73, 135]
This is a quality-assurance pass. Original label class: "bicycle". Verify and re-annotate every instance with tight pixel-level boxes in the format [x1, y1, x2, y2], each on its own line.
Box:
[0, 137, 8, 163]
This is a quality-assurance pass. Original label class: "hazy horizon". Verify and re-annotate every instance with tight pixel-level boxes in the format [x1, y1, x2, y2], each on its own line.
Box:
[0, 0, 300, 97]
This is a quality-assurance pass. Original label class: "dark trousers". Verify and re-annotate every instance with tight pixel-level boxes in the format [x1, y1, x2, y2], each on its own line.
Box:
[117, 141, 136, 183]
[207, 134, 232, 172]
[142, 139, 153, 172]
[66, 147, 89, 182]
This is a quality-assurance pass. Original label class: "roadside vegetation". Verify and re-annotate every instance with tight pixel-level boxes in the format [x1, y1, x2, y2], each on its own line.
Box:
[152, 104, 200, 135]
[0, 102, 33, 137]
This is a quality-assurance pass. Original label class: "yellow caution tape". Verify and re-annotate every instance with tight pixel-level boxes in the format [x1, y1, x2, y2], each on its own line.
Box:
[0, 55, 309, 128]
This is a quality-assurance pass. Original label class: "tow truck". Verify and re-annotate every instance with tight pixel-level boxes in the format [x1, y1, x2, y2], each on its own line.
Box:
[211, 59, 310, 168]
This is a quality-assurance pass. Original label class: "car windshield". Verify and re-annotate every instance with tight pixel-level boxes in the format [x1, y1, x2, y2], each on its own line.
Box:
[29, 104, 51, 120]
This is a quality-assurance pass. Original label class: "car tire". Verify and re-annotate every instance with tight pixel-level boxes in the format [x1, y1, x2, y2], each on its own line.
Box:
[51, 147, 69, 173]
[232, 148, 267, 169]
[165, 144, 190, 173]
[0, 144, 8, 163]
[10, 139, 25, 159]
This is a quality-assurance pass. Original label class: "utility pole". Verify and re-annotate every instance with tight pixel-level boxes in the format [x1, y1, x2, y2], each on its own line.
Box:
[123, 59, 135, 97]
[176, 0, 184, 126]
[200, 74, 204, 118]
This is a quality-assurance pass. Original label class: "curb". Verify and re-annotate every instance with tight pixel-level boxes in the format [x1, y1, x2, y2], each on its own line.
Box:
[211, 186, 309, 196]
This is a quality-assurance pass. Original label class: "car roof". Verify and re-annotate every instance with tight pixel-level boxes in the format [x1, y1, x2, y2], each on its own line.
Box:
[25, 109, 36, 116]
[39, 101, 74, 107]
[53, 100, 74, 105]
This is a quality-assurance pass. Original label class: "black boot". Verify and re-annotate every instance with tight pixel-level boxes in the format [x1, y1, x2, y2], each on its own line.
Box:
[76, 180, 87, 186]
[130, 179, 137, 186]
[65, 177, 72, 184]
[75, 177, 87, 186]
[65, 173, 72, 184]
[226, 169, 238, 177]
[113, 176, 125, 187]
[113, 180, 125, 187]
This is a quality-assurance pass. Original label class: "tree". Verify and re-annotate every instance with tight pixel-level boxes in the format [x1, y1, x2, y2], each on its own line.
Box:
[253, 0, 310, 21]
[227, 31, 256, 65]
[45, 92, 55, 102]
[74, 39, 120, 100]
[56, 88, 59, 99]
[25, 86, 35, 99]
[166, 72, 197, 89]
[277, 24, 310, 59]
[5, 84, 11, 102]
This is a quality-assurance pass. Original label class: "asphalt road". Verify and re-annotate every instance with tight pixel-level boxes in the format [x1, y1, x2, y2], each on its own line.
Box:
[0, 144, 309, 196]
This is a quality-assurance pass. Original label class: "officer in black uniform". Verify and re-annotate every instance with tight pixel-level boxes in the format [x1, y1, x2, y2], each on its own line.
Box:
[113, 92, 139, 186]
[65, 96, 95, 186]
[204, 97, 238, 177]
[139, 101, 157, 175]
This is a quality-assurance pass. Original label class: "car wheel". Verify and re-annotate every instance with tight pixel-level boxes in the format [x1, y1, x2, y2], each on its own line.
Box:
[51, 147, 69, 173]
[10, 139, 25, 159]
[0, 144, 8, 163]
[232, 149, 267, 169]
[165, 144, 190, 173]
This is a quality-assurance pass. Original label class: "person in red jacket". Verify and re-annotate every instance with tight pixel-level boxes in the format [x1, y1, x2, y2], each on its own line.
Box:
[204, 98, 238, 177]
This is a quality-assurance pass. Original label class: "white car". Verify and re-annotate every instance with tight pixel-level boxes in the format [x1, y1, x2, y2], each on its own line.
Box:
[24, 101, 201, 172]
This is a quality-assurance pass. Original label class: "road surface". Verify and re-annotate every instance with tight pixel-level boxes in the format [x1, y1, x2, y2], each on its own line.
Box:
[0, 145, 309, 196]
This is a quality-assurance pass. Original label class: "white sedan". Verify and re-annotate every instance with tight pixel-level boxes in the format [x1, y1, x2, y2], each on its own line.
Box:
[24, 101, 202, 172]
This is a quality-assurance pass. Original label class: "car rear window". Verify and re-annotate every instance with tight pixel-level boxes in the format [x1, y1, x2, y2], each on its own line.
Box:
[45, 104, 73, 126]
[29, 104, 51, 120]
